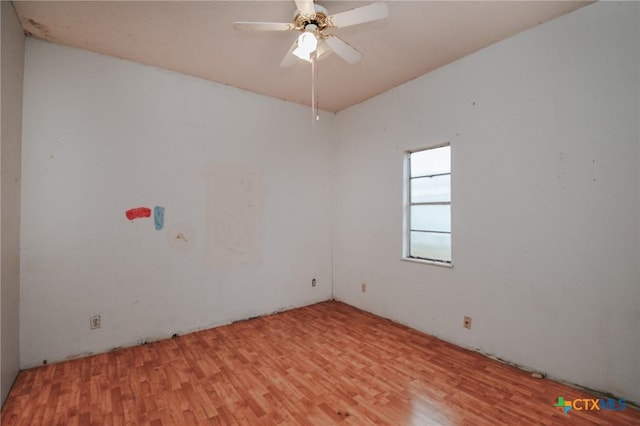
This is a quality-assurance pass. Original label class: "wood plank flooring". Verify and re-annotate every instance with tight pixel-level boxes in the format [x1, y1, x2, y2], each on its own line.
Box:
[2, 301, 638, 425]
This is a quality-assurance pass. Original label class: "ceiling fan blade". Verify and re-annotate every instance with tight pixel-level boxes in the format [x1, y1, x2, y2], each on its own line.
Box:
[233, 22, 294, 31]
[280, 40, 299, 68]
[295, 0, 315, 15]
[328, 2, 388, 28]
[324, 36, 363, 64]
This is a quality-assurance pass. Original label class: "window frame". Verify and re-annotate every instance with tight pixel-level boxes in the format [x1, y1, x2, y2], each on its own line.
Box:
[403, 142, 453, 267]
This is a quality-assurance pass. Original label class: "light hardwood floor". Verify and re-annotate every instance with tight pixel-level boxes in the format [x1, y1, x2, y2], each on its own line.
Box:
[2, 301, 638, 425]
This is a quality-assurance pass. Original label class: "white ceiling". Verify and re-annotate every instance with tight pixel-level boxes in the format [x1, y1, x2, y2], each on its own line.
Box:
[13, 1, 591, 112]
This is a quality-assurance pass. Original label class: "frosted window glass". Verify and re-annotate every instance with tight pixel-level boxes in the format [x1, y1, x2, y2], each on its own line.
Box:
[406, 144, 452, 264]
[411, 205, 450, 232]
[410, 232, 451, 262]
[411, 175, 451, 203]
[410, 146, 450, 177]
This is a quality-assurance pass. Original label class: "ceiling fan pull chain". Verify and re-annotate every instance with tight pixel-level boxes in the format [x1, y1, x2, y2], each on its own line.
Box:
[311, 52, 319, 122]
[314, 51, 319, 121]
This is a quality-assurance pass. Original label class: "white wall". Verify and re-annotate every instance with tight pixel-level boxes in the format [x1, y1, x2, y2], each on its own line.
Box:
[334, 1, 640, 403]
[20, 39, 334, 368]
[0, 1, 24, 406]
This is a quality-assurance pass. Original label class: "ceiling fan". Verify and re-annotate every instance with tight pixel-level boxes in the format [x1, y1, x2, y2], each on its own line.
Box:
[233, 0, 388, 67]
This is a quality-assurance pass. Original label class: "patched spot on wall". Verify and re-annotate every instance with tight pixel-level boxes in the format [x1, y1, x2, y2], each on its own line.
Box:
[204, 164, 262, 267]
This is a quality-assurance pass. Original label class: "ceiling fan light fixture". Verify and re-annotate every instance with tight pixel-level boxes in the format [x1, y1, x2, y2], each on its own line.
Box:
[293, 26, 318, 62]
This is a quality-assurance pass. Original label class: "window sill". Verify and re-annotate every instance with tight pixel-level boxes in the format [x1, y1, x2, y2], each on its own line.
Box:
[401, 257, 453, 268]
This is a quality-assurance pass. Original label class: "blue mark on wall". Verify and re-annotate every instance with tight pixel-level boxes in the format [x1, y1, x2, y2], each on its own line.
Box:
[154, 206, 165, 231]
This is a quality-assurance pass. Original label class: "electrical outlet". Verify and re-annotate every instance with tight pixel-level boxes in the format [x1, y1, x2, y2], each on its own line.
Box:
[361, 283, 367, 293]
[90, 315, 101, 330]
[463, 316, 472, 330]
[312, 278, 317, 287]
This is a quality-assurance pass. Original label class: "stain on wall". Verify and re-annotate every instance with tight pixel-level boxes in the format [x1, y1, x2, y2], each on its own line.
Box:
[167, 224, 194, 252]
[25, 18, 54, 40]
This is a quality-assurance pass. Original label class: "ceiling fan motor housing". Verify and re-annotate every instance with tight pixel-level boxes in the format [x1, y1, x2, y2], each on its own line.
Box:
[294, 4, 330, 31]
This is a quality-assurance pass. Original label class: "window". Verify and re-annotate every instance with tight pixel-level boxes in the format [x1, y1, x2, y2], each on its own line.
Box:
[405, 144, 451, 265]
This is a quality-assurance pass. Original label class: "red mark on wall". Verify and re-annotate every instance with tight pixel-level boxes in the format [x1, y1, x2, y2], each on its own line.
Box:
[125, 207, 152, 221]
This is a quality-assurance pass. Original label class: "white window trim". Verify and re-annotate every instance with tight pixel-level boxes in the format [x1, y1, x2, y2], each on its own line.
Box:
[401, 257, 454, 268]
